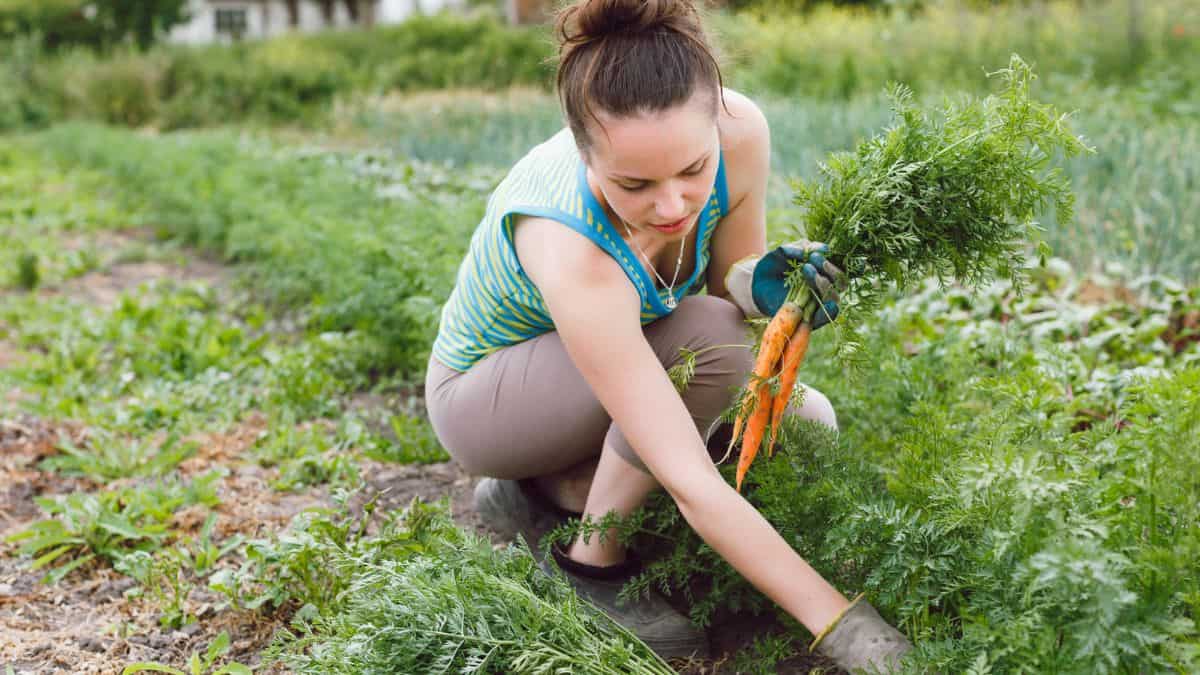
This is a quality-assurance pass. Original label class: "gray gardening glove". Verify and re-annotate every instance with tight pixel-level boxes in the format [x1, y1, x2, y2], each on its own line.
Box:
[811, 594, 913, 673]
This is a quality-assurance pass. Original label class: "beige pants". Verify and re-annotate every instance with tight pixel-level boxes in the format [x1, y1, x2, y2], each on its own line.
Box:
[425, 295, 836, 477]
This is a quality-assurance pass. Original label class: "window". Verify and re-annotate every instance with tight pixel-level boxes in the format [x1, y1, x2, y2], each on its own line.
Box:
[214, 8, 248, 38]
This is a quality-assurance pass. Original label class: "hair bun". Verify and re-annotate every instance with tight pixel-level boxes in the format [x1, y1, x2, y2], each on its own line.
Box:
[558, 0, 699, 48]
[553, 0, 725, 151]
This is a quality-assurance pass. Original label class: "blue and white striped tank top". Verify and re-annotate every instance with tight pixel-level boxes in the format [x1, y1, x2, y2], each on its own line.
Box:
[432, 127, 731, 373]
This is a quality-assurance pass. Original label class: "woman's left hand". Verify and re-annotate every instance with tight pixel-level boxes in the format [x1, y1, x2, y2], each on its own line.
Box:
[752, 240, 844, 329]
[725, 239, 845, 328]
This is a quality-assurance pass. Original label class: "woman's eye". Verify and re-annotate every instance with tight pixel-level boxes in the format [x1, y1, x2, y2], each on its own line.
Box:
[617, 162, 704, 191]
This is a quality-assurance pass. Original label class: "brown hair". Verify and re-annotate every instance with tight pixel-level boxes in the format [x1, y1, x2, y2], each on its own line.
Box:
[554, 0, 727, 154]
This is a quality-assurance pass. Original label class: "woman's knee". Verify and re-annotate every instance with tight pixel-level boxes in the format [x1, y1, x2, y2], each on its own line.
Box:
[672, 295, 755, 381]
[789, 386, 838, 431]
[674, 295, 751, 346]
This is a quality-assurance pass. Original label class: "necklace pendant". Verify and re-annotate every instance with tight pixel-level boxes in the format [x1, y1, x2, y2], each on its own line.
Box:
[665, 294, 678, 310]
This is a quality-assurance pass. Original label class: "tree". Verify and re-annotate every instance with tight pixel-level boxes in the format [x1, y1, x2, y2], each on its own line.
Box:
[0, 0, 191, 51]
[285, 0, 301, 27]
[88, 0, 191, 50]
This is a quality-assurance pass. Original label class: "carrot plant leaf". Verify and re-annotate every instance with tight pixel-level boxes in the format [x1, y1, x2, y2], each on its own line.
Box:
[788, 55, 1093, 373]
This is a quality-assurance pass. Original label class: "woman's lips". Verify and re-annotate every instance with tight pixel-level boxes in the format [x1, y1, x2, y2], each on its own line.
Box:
[651, 214, 691, 233]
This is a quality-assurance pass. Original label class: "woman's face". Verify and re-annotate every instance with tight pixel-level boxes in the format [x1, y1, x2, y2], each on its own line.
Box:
[584, 90, 720, 241]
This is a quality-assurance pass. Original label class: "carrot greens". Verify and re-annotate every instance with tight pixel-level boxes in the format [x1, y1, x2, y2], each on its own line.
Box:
[790, 55, 1092, 370]
[703, 55, 1093, 487]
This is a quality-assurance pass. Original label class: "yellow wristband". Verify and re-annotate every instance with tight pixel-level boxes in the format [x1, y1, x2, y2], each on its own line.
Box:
[809, 592, 866, 652]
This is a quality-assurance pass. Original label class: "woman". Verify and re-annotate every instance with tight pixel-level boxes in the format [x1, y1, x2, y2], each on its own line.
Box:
[425, 0, 911, 669]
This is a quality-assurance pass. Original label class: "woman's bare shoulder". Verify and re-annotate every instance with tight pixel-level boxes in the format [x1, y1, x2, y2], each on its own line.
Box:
[717, 88, 771, 207]
[511, 214, 630, 295]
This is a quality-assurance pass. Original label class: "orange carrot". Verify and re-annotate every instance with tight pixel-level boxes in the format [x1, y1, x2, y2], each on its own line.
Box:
[730, 300, 804, 490]
[726, 301, 803, 454]
[766, 322, 812, 457]
[736, 382, 773, 492]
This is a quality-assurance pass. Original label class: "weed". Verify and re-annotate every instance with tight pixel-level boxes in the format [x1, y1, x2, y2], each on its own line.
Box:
[364, 411, 450, 465]
[40, 431, 197, 481]
[116, 548, 196, 630]
[248, 416, 363, 492]
[173, 513, 244, 578]
[15, 251, 38, 290]
[5, 471, 224, 583]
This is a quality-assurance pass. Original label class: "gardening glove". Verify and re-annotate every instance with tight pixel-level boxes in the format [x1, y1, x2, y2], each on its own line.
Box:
[724, 239, 844, 328]
[811, 594, 913, 674]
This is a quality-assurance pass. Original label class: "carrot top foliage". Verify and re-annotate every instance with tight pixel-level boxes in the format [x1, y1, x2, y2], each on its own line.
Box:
[790, 55, 1093, 368]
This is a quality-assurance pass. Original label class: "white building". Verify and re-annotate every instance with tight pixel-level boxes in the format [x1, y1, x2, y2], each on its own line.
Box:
[168, 0, 465, 44]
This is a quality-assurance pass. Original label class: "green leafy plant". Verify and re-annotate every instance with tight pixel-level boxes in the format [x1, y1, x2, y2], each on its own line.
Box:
[207, 488, 390, 612]
[173, 512, 244, 577]
[358, 411, 449, 465]
[115, 548, 195, 629]
[114, 514, 243, 629]
[632, 260, 1200, 672]
[793, 55, 1092, 372]
[4, 471, 223, 583]
[250, 419, 361, 492]
[15, 251, 39, 290]
[39, 430, 197, 481]
[261, 499, 674, 675]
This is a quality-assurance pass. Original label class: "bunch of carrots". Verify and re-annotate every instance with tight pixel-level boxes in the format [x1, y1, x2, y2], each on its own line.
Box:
[726, 281, 828, 493]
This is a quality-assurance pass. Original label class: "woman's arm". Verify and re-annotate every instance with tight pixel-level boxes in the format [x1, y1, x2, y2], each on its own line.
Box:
[522, 228, 850, 636]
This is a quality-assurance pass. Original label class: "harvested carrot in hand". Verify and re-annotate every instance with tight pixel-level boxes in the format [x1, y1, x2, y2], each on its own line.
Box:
[730, 300, 803, 492]
[727, 301, 803, 453]
[766, 321, 812, 458]
[735, 380, 774, 492]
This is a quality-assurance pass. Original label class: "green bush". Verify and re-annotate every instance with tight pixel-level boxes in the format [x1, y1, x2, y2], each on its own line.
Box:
[327, 13, 552, 93]
[0, 0, 190, 51]
[713, 0, 1200, 99]
[5, 1, 1196, 130]
[158, 37, 352, 127]
[69, 48, 166, 126]
[0, 35, 59, 130]
[1, 11, 551, 131]
[0, 0, 103, 50]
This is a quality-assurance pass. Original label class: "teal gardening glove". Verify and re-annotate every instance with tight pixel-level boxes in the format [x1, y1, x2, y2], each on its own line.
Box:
[725, 240, 844, 328]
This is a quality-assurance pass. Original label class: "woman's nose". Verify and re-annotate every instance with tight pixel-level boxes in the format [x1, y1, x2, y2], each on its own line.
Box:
[654, 184, 688, 222]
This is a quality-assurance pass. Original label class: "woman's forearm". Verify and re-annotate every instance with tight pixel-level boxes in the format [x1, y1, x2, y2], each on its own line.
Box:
[673, 476, 849, 634]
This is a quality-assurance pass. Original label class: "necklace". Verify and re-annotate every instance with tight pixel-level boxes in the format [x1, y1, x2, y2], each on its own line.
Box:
[615, 212, 686, 310]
